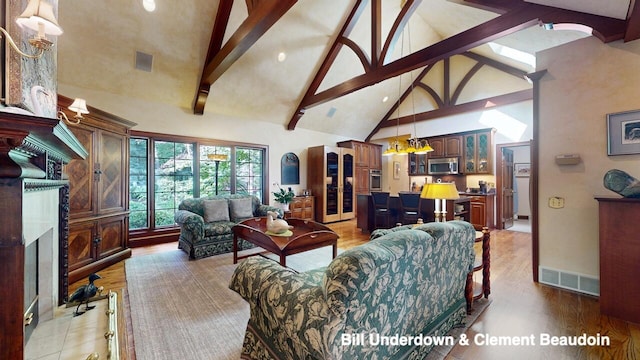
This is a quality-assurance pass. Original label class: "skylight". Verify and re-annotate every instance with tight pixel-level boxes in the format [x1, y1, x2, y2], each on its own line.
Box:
[479, 109, 528, 142]
[488, 42, 536, 69]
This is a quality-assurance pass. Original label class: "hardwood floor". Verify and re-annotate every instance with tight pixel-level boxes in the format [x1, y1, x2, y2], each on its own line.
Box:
[70, 220, 640, 359]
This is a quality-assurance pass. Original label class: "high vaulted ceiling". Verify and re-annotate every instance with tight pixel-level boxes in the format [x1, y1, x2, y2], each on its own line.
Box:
[57, 0, 639, 140]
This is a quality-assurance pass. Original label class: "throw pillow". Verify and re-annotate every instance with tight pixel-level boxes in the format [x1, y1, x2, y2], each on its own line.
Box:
[229, 197, 254, 222]
[203, 199, 230, 222]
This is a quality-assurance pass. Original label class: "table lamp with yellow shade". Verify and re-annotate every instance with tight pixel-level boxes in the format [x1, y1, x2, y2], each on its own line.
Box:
[420, 182, 459, 222]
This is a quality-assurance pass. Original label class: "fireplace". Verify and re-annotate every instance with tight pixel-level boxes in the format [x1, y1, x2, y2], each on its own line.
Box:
[23, 187, 64, 341]
[0, 112, 87, 359]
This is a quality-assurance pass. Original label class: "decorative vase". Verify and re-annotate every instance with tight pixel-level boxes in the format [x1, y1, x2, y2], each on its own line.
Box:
[279, 202, 290, 212]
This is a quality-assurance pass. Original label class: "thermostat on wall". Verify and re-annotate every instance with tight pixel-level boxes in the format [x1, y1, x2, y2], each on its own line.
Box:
[555, 154, 581, 165]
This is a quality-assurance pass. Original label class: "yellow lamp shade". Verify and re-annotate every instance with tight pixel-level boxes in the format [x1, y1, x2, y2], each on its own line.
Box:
[420, 182, 459, 200]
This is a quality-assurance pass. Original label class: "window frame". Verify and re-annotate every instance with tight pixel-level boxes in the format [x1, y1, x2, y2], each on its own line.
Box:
[128, 130, 269, 245]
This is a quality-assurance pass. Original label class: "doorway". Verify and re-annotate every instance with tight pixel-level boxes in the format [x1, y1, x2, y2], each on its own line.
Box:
[496, 141, 531, 232]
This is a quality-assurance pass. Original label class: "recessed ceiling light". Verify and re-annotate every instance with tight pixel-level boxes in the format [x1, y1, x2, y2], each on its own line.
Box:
[277, 52, 286, 62]
[382, 96, 389, 102]
[143, 0, 156, 12]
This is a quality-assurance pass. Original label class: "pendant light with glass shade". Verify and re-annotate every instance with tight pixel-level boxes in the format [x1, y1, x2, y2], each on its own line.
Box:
[404, 21, 433, 155]
[382, 18, 433, 156]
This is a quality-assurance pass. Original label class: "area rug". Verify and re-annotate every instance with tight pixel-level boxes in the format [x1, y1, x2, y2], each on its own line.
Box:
[126, 248, 490, 360]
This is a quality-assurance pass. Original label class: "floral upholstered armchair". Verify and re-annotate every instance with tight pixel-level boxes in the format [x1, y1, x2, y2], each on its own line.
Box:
[229, 221, 475, 359]
[174, 194, 282, 260]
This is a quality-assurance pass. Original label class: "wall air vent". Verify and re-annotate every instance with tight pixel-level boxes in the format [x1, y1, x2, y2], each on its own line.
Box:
[135, 51, 153, 72]
[539, 266, 599, 296]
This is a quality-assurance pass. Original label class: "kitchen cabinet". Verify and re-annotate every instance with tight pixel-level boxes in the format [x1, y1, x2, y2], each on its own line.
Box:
[308, 146, 355, 223]
[429, 136, 462, 158]
[408, 153, 428, 175]
[61, 95, 135, 284]
[463, 129, 494, 174]
[408, 135, 463, 176]
[337, 140, 382, 194]
[287, 196, 315, 220]
[467, 194, 495, 229]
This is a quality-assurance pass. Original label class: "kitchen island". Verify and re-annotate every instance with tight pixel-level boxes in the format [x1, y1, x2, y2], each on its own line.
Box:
[356, 193, 472, 233]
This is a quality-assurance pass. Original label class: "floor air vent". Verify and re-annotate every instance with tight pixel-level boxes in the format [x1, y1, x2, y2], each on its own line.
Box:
[539, 267, 599, 296]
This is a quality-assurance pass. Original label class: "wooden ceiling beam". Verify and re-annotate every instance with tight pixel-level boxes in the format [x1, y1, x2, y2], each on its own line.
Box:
[625, 0, 640, 42]
[294, 0, 628, 132]
[286, 0, 368, 130]
[287, 0, 421, 130]
[304, 3, 545, 112]
[365, 51, 530, 141]
[374, 89, 533, 130]
[465, 0, 629, 43]
[193, 0, 298, 114]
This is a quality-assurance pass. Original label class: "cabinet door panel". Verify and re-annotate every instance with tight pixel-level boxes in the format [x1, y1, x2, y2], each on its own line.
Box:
[445, 136, 462, 157]
[67, 126, 96, 218]
[369, 145, 382, 169]
[98, 216, 126, 259]
[99, 131, 126, 213]
[477, 132, 490, 173]
[355, 167, 369, 194]
[430, 138, 444, 157]
[68, 222, 96, 271]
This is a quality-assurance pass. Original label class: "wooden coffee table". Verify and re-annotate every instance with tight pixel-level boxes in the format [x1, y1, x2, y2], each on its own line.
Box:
[232, 217, 339, 267]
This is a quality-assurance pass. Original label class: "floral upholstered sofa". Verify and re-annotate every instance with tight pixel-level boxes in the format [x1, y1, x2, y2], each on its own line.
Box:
[229, 221, 475, 359]
[174, 194, 282, 260]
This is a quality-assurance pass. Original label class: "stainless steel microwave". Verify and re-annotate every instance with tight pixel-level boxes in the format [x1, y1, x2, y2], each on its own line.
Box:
[427, 157, 459, 175]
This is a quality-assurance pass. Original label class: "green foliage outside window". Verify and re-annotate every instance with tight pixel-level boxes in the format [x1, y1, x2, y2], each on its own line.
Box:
[129, 137, 266, 231]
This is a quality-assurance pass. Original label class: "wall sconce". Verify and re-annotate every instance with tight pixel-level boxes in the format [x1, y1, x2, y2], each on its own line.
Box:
[58, 98, 89, 125]
[0, 0, 63, 59]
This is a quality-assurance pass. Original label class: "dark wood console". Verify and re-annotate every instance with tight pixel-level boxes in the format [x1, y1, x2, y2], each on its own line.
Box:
[595, 197, 640, 324]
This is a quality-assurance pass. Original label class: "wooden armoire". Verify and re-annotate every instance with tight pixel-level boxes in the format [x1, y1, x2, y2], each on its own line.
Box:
[58, 96, 136, 284]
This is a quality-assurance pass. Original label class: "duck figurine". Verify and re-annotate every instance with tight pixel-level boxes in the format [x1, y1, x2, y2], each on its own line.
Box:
[68, 273, 102, 316]
[266, 211, 293, 234]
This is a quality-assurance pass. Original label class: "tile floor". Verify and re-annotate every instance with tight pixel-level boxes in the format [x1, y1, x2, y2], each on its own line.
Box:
[508, 217, 531, 233]
[25, 298, 108, 360]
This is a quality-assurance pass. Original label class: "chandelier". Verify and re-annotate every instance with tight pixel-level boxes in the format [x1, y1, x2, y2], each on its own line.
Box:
[382, 18, 432, 156]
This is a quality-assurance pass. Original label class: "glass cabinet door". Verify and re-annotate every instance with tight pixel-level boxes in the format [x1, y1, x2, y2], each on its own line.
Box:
[464, 134, 476, 173]
[326, 151, 339, 216]
[477, 132, 489, 173]
[342, 152, 354, 214]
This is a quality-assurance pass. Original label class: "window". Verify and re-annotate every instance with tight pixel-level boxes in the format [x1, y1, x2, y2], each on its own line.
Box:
[128, 133, 268, 235]
[129, 138, 148, 229]
[200, 145, 231, 196]
[236, 147, 264, 201]
[154, 141, 194, 227]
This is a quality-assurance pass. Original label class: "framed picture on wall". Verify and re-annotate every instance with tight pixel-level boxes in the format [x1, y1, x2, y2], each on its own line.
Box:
[393, 161, 401, 179]
[514, 163, 531, 177]
[607, 109, 640, 155]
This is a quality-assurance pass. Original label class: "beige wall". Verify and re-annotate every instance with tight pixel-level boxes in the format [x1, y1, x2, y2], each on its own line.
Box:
[58, 85, 351, 206]
[537, 37, 640, 278]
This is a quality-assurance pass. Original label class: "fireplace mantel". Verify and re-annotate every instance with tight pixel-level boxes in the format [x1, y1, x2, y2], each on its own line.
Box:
[0, 111, 87, 359]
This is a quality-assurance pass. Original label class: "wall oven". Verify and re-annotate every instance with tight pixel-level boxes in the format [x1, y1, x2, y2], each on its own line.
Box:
[427, 157, 459, 175]
[369, 169, 382, 191]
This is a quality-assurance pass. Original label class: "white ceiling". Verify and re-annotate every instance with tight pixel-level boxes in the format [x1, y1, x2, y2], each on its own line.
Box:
[56, 0, 628, 140]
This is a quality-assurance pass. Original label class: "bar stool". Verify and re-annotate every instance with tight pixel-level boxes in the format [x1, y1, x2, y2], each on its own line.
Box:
[398, 192, 421, 224]
[371, 191, 391, 229]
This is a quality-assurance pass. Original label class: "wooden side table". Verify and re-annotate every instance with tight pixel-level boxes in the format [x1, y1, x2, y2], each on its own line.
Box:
[465, 226, 490, 313]
[286, 196, 314, 220]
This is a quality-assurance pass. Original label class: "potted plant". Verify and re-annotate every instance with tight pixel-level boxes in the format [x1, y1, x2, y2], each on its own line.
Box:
[273, 184, 295, 212]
